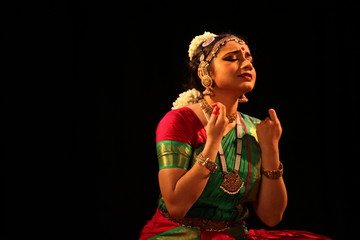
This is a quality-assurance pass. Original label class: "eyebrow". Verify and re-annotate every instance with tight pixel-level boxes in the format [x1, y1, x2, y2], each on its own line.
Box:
[223, 50, 252, 57]
[226, 50, 241, 55]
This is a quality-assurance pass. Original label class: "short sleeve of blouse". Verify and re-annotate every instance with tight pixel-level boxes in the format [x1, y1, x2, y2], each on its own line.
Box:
[155, 108, 204, 170]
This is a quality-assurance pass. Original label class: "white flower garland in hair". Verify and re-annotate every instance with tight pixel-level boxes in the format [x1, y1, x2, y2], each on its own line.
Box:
[188, 31, 217, 60]
[172, 32, 217, 110]
[171, 88, 202, 110]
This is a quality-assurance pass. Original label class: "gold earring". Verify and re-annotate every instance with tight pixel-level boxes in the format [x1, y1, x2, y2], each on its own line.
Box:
[201, 74, 212, 88]
[201, 75, 214, 96]
[238, 94, 248, 103]
[203, 88, 214, 96]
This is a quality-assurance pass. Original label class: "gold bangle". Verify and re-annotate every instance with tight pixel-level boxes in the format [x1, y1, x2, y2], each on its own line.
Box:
[197, 153, 217, 174]
[261, 162, 283, 179]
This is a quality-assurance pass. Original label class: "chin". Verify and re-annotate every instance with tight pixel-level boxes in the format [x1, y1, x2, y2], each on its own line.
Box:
[241, 84, 255, 93]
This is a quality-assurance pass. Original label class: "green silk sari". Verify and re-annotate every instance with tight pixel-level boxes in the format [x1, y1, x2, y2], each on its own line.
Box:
[156, 109, 262, 229]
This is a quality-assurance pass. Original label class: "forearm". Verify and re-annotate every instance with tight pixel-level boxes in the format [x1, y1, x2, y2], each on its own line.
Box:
[162, 165, 211, 218]
[160, 139, 221, 219]
[254, 147, 288, 227]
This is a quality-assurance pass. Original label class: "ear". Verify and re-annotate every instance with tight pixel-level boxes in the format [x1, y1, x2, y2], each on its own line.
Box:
[197, 68, 204, 79]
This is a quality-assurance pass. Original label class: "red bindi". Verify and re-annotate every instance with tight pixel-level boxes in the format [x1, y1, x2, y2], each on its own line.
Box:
[241, 47, 245, 51]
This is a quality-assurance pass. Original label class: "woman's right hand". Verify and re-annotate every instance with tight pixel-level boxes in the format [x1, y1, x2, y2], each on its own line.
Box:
[205, 102, 228, 145]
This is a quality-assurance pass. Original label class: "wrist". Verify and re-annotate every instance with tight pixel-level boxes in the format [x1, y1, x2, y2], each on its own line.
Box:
[260, 143, 279, 152]
[196, 153, 218, 174]
[202, 141, 221, 160]
[261, 162, 283, 179]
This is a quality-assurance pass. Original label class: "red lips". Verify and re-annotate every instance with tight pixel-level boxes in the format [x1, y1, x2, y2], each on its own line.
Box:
[239, 73, 252, 80]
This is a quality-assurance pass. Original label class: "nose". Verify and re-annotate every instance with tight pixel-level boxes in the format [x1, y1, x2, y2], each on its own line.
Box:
[242, 59, 253, 70]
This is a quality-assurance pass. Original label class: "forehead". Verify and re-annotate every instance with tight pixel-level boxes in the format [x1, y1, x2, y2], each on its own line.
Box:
[218, 41, 250, 54]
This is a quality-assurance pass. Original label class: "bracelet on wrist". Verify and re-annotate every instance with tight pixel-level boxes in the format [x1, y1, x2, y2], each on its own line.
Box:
[261, 162, 283, 179]
[196, 153, 217, 174]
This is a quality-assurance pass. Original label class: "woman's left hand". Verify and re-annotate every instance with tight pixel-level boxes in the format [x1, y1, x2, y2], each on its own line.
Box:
[256, 108, 282, 149]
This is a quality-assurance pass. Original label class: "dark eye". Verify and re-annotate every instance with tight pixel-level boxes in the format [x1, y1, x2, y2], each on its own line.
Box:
[223, 56, 238, 62]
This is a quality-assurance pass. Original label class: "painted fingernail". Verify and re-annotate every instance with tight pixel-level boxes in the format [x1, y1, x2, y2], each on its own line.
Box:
[212, 106, 219, 115]
[211, 103, 218, 107]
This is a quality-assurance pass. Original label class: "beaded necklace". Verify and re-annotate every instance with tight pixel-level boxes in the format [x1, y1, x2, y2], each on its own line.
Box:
[200, 100, 244, 194]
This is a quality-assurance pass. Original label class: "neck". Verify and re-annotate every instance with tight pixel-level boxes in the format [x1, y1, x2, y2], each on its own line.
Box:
[203, 95, 239, 116]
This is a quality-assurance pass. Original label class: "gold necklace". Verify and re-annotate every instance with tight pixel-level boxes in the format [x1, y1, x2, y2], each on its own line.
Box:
[199, 99, 237, 123]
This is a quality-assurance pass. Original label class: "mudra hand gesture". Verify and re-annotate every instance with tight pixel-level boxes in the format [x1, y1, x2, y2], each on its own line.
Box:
[256, 108, 282, 149]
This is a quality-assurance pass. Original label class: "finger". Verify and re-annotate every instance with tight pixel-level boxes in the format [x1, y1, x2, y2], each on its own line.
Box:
[211, 102, 218, 108]
[208, 106, 219, 125]
[212, 106, 220, 115]
[268, 108, 278, 121]
[217, 103, 227, 120]
[211, 102, 226, 119]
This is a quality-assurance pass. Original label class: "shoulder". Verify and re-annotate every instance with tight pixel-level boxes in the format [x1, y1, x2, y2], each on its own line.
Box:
[159, 107, 196, 124]
[239, 112, 261, 141]
[156, 107, 203, 145]
[239, 112, 261, 126]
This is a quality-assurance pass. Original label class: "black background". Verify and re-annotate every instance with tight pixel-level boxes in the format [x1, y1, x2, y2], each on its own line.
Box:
[4, 2, 359, 240]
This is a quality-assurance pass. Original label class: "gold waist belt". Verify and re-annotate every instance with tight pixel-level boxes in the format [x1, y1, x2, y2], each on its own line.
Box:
[161, 211, 234, 232]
